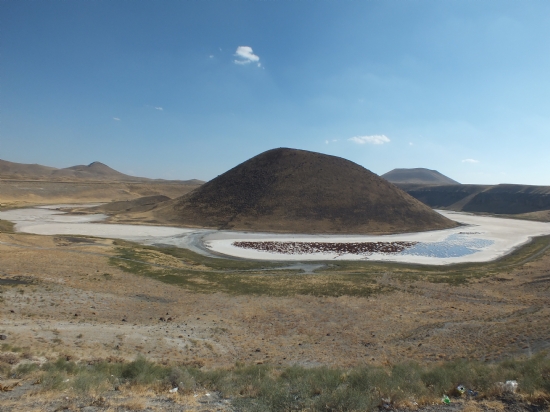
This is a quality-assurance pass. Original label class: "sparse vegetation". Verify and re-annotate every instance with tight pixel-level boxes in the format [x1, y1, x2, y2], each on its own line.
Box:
[2, 353, 549, 410]
[108, 235, 550, 296]
[0, 219, 14, 234]
[2, 207, 550, 410]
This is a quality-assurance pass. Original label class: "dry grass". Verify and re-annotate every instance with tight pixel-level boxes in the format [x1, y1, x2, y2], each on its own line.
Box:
[2, 353, 550, 411]
[117, 399, 147, 411]
[480, 400, 506, 411]
[1, 226, 550, 410]
[462, 401, 483, 412]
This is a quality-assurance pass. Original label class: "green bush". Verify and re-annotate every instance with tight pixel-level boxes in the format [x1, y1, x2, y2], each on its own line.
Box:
[13, 362, 39, 377]
[31, 352, 550, 409]
[118, 355, 169, 385]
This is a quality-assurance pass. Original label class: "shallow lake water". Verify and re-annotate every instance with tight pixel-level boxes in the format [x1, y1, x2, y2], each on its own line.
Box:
[1, 206, 550, 265]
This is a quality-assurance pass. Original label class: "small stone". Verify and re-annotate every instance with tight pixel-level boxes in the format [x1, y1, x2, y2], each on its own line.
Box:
[0, 335, 7, 340]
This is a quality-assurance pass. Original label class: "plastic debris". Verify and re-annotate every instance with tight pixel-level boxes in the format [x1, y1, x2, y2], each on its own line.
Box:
[496, 380, 518, 394]
[169, 387, 178, 393]
[442, 395, 451, 404]
[505, 380, 518, 393]
[467, 389, 478, 397]
[457, 385, 465, 395]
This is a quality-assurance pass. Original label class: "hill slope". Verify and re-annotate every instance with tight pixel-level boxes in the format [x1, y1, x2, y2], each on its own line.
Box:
[403, 184, 550, 217]
[154, 148, 458, 234]
[50, 161, 141, 181]
[382, 168, 460, 185]
[0, 159, 58, 180]
[0, 158, 203, 185]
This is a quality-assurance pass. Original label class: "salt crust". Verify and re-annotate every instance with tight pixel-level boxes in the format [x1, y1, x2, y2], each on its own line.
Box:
[1, 207, 550, 265]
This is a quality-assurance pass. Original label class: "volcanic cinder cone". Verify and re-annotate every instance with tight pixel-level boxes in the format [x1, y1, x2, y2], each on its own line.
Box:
[155, 148, 458, 234]
[382, 168, 460, 185]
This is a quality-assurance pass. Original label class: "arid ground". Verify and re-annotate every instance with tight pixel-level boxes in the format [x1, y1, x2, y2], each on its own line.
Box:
[1, 218, 550, 410]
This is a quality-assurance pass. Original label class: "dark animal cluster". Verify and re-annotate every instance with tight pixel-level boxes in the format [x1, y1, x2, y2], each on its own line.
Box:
[232, 241, 418, 255]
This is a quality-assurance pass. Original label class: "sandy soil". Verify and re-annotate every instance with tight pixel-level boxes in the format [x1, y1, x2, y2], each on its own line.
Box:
[1, 231, 549, 370]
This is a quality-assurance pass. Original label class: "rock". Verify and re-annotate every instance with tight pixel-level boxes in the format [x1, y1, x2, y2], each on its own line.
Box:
[0, 335, 7, 340]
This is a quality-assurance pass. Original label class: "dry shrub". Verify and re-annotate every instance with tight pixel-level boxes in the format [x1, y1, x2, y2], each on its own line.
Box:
[480, 400, 506, 411]
[119, 398, 147, 411]
[0, 353, 19, 365]
[462, 401, 483, 412]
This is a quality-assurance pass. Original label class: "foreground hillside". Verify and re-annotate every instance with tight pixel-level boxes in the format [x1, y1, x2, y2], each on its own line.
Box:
[0, 227, 549, 410]
[153, 148, 457, 234]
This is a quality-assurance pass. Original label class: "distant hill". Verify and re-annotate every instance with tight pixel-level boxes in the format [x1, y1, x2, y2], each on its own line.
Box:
[404, 184, 550, 216]
[152, 148, 458, 234]
[382, 168, 460, 185]
[0, 159, 58, 180]
[50, 161, 141, 181]
[0, 158, 202, 185]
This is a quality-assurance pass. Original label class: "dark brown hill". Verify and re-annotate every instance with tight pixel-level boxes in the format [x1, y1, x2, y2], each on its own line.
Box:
[382, 168, 459, 185]
[154, 148, 458, 234]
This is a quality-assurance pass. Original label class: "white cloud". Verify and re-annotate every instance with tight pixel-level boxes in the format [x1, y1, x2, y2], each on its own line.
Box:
[234, 46, 260, 65]
[155, 107, 163, 111]
[462, 158, 479, 163]
[325, 139, 329, 144]
[348, 135, 390, 145]
[113, 117, 120, 121]
[409, 142, 414, 146]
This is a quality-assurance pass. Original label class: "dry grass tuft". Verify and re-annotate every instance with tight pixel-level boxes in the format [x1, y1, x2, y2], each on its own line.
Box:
[462, 401, 483, 412]
[117, 398, 147, 411]
[480, 400, 506, 411]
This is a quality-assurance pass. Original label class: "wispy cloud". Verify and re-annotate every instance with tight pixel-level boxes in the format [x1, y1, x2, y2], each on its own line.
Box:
[154, 107, 163, 111]
[348, 135, 390, 145]
[113, 117, 120, 121]
[462, 158, 479, 163]
[234, 46, 261, 67]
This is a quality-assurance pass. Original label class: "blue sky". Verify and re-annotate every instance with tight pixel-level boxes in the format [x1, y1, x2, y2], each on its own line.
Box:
[1, 0, 549, 184]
